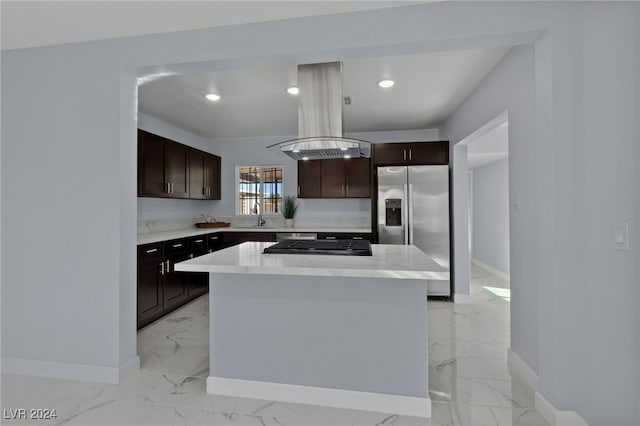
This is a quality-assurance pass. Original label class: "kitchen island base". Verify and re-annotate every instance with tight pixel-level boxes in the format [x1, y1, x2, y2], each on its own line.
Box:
[207, 272, 431, 418]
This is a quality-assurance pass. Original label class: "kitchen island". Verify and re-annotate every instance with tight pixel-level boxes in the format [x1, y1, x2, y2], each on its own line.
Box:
[175, 242, 448, 418]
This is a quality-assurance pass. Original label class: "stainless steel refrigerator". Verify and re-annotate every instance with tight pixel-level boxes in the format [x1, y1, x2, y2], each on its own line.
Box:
[377, 165, 450, 296]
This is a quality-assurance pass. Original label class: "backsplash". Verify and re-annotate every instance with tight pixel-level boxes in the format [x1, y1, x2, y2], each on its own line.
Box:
[138, 214, 371, 234]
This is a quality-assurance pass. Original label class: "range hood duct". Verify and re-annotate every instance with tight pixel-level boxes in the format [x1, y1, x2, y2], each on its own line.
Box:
[268, 62, 371, 160]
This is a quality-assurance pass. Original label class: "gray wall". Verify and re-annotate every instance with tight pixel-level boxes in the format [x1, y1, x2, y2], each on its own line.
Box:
[443, 46, 537, 372]
[1, 3, 638, 424]
[472, 159, 509, 275]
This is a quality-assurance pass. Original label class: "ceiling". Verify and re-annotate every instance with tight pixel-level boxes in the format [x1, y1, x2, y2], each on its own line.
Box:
[138, 47, 510, 139]
[1, 1, 421, 51]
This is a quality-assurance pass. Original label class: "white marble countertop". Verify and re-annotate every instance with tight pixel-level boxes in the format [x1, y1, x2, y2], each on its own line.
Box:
[137, 226, 371, 245]
[174, 241, 449, 280]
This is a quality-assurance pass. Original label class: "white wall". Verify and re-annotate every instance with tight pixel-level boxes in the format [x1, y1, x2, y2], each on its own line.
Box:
[472, 159, 509, 276]
[137, 113, 219, 221]
[1, 3, 638, 424]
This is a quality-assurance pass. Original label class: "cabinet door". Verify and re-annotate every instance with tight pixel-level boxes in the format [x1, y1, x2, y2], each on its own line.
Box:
[187, 249, 209, 297]
[406, 141, 449, 165]
[297, 160, 322, 198]
[188, 149, 206, 199]
[321, 159, 346, 198]
[137, 243, 164, 328]
[166, 142, 190, 198]
[373, 143, 409, 166]
[139, 130, 167, 197]
[344, 158, 371, 198]
[204, 154, 221, 200]
[163, 251, 190, 309]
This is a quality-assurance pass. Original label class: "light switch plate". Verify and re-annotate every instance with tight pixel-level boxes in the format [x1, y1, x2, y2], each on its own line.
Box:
[614, 222, 629, 251]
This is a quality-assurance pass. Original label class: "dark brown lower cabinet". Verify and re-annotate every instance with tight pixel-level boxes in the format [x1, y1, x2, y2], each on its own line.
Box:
[137, 233, 222, 329]
[163, 251, 190, 310]
[137, 243, 164, 327]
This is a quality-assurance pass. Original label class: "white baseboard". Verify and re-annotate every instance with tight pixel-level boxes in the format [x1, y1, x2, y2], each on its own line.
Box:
[1, 355, 140, 384]
[471, 258, 510, 281]
[534, 392, 589, 426]
[118, 356, 140, 382]
[507, 348, 538, 390]
[506, 349, 588, 426]
[207, 376, 431, 418]
[454, 294, 473, 303]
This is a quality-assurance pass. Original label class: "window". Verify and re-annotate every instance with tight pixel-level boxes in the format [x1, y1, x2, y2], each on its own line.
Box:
[237, 166, 283, 215]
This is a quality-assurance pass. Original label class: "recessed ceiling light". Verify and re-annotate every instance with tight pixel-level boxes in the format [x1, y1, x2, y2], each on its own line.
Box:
[344, 155, 351, 159]
[302, 156, 309, 161]
[293, 149, 300, 153]
[205, 93, 221, 101]
[377, 79, 395, 89]
[340, 147, 348, 151]
[287, 86, 299, 95]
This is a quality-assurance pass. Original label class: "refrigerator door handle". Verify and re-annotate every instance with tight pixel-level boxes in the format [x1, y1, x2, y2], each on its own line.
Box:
[408, 183, 414, 245]
[403, 183, 409, 244]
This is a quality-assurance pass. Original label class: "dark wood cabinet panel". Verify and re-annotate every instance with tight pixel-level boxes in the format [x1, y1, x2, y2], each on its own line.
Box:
[139, 130, 167, 197]
[163, 250, 190, 309]
[204, 155, 221, 200]
[222, 232, 277, 248]
[373, 142, 449, 166]
[406, 141, 449, 165]
[189, 149, 206, 199]
[138, 129, 221, 200]
[297, 160, 322, 198]
[137, 243, 164, 327]
[321, 159, 346, 198]
[345, 158, 371, 198]
[372, 143, 409, 166]
[165, 142, 189, 198]
[299, 158, 371, 199]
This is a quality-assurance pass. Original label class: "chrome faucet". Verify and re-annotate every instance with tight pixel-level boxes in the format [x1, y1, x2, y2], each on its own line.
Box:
[256, 201, 266, 226]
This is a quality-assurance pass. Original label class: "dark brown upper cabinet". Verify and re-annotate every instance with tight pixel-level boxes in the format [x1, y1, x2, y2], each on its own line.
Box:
[138, 129, 221, 200]
[297, 160, 322, 198]
[373, 141, 449, 166]
[204, 154, 221, 200]
[298, 158, 371, 199]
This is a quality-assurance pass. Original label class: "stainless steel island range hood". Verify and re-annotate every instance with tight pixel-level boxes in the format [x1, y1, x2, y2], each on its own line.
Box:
[268, 62, 371, 160]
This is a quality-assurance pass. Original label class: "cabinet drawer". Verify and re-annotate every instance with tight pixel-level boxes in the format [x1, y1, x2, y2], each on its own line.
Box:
[207, 233, 223, 251]
[138, 242, 163, 260]
[317, 232, 373, 242]
[188, 236, 207, 250]
[164, 238, 188, 255]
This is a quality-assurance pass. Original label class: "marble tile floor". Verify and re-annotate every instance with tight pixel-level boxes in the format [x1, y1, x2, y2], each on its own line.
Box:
[1, 265, 549, 426]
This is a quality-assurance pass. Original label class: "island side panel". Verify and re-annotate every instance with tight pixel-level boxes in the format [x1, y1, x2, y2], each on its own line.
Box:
[208, 272, 428, 398]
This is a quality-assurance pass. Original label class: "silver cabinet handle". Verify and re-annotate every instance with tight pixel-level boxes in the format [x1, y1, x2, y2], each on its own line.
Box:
[171, 182, 174, 193]
[403, 149, 407, 161]
[353, 237, 363, 240]
[408, 183, 414, 245]
[194, 239, 203, 243]
[346, 184, 349, 196]
[145, 248, 158, 254]
[189, 254, 194, 259]
[341, 184, 345, 196]
[326, 236, 337, 240]
[171, 243, 182, 248]
[160, 262, 165, 275]
[409, 149, 412, 161]
[403, 184, 409, 245]
[166, 182, 170, 193]
[209, 236, 219, 240]
[165, 260, 170, 273]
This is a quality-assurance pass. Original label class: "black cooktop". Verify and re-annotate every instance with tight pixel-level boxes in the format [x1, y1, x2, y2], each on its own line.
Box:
[263, 239, 373, 256]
